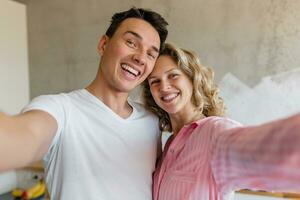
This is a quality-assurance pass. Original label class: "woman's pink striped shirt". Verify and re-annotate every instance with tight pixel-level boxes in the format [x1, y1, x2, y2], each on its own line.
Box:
[153, 115, 300, 200]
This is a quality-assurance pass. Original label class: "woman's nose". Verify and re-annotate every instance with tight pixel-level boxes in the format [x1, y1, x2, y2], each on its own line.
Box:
[160, 80, 171, 91]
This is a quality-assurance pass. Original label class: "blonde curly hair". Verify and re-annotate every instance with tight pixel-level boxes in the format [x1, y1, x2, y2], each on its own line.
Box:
[143, 43, 226, 132]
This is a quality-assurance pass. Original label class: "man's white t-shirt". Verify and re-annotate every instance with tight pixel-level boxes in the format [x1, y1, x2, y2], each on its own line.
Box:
[23, 89, 160, 200]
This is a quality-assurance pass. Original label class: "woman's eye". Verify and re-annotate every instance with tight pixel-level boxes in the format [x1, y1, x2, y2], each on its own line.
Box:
[150, 80, 159, 85]
[170, 74, 179, 79]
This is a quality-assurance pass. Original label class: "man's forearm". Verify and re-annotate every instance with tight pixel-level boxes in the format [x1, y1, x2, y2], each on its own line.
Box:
[0, 112, 39, 171]
[1, 113, 24, 170]
[0, 110, 57, 172]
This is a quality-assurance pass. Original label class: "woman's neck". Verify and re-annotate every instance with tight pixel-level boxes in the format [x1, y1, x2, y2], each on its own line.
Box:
[170, 110, 205, 136]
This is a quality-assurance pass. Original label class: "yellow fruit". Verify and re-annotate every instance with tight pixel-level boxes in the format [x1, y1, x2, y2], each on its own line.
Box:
[12, 188, 23, 197]
[23, 181, 46, 199]
[31, 182, 46, 199]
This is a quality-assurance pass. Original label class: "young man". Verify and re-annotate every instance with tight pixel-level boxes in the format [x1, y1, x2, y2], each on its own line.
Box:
[0, 7, 168, 200]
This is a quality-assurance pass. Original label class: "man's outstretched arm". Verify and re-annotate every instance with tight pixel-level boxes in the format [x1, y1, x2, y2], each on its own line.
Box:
[0, 110, 57, 171]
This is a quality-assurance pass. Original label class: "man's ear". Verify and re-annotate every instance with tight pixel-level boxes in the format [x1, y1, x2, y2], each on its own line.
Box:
[97, 35, 109, 55]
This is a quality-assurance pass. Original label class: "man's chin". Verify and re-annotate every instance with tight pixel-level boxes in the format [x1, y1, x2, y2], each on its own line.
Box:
[116, 86, 136, 94]
[117, 79, 145, 93]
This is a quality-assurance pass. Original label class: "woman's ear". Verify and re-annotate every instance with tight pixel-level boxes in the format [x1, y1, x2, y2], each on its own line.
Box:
[97, 35, 109, 55]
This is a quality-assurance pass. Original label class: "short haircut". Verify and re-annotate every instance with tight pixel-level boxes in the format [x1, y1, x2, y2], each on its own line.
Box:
[105, 7, 168, 51]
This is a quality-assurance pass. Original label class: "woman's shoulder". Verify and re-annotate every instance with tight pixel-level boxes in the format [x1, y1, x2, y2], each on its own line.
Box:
[195, 116, 243, 132]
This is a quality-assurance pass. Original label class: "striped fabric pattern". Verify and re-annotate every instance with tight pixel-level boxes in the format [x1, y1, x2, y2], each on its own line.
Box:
[153, 114, 300, 200]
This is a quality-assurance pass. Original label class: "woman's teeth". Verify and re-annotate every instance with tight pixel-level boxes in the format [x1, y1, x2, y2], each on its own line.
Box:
[162, 93, 179, 101]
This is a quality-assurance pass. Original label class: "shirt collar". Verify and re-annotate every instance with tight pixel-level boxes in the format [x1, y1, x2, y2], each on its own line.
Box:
[190, 116, 217, 127]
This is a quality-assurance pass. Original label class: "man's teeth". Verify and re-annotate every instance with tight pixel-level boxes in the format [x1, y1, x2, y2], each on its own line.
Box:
[122, 64, 139, 76]
[162, 93, 178, 101]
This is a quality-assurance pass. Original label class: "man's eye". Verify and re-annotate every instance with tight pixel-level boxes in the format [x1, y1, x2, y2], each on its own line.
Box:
[147, 52, 157, 60]
[126, 40, 136, 48]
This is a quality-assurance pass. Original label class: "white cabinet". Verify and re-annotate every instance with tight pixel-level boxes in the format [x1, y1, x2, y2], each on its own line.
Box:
[0, 0, 29, 195]
[0, 0, 29, 115]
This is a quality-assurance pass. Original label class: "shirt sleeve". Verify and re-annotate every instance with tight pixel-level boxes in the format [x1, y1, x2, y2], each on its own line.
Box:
[211, 114, 300, 195]
[22, 94, 67, 162]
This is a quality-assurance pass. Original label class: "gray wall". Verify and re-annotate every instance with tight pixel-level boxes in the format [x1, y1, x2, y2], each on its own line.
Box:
[26, 0, 300, 98]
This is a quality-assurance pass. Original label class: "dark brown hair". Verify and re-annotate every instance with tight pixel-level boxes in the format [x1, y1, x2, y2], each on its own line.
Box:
[105, 7, 168, 51]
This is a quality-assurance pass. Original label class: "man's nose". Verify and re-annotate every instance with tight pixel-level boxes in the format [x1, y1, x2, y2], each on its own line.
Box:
[132, 51, 146, 66]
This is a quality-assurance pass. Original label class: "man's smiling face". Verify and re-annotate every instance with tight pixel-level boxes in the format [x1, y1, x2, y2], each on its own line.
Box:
[98, 18, 161, 93]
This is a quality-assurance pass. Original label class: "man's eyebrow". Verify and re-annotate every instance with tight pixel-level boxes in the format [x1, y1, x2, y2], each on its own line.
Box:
[124, 31, 142, 40]
[124, 31, 160, 53]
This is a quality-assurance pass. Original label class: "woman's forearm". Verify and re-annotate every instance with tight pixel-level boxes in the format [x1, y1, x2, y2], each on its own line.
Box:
[212, 113, 300, 192]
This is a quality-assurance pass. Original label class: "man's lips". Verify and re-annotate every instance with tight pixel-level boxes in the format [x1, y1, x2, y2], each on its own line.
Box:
[121, 63, 141, 76]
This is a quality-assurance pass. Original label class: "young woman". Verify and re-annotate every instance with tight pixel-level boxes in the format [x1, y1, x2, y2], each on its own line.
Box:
[143, 43, 300, 200]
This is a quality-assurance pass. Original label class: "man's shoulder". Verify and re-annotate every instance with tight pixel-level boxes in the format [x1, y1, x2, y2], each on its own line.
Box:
[23, 89, 86, 112]
[34, 89, 86, 102]
[129, 100, 158, 120]
[129, 100, 144, 110]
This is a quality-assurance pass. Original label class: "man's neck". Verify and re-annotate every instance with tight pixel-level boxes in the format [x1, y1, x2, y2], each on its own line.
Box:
[86, 81, 133, 119]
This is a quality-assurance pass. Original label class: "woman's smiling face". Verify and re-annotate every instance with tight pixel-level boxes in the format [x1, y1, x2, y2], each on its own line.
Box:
[148, 55, 195, 116]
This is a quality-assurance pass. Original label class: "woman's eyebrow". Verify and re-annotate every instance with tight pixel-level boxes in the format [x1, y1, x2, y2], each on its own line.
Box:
[148, 68, 179, 80]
